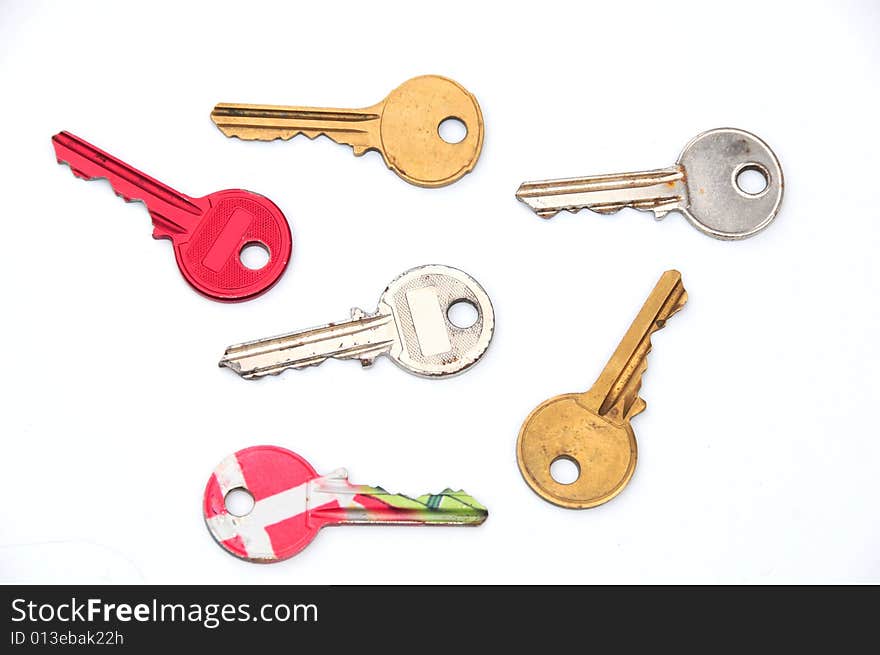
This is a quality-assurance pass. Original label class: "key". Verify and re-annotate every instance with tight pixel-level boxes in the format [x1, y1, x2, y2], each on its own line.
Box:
[516, 128, 783, 240]
[52, 131, 292, 301]
[517, 270, 687, 509]
[203, 445, 488, 562]
[220, 264, 494, 379]
[211, 75, 484, 188]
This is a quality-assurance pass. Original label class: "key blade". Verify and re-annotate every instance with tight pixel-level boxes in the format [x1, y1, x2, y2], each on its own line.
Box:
[211, 103, 382, 156]
[219, 310, 397, 379]
[309, 470, 488, 526]
[52, 131, 203, 235]
[581, 270, 687, 422]
[516, 167, 688, 220]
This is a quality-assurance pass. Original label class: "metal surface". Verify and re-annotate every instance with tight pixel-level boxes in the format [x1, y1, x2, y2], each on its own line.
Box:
[211, 75, 484, 188]
[52, 131, 292, 301]
[516, 128, 783, 239]
[517, 271, 687, 509]
[204, 445, 488, 562]
[220, 265, 494, 379]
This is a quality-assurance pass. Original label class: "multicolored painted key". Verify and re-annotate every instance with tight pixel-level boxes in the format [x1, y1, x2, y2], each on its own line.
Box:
[203, 446, 488, 562]
[52, 131, 292, 302]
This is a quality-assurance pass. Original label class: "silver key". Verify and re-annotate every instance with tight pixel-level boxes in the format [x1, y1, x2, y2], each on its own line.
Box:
[516, 127, 784, 240]
[220, 265, 494, 379]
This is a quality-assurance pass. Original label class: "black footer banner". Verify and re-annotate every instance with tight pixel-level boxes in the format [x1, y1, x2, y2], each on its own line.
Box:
[1, 585, 875, 649]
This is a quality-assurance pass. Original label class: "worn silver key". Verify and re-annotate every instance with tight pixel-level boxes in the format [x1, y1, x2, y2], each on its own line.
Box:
[516, 128, 784, 240]
[220, 265, 494, 379]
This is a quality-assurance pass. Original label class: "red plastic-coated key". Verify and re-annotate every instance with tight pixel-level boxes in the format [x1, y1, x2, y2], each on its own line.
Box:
[52, 131, 292, 302]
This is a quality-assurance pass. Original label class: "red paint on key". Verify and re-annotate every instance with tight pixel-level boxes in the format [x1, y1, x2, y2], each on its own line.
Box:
[52, 131, 292, 302]
[203, 446, 330, 561]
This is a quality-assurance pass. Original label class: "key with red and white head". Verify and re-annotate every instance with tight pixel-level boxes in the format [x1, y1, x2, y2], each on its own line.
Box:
[203, 446, 488, 562]
[52, 131, 292, 301]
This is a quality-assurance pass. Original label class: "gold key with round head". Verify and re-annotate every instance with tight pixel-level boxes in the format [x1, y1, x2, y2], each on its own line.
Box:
[210, 75, 483, 188]
[517, 270, 687, 509]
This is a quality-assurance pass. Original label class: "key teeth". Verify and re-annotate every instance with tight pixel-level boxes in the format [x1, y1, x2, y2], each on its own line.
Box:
[516, 185, 588, 219]
[347, 486, 488, 521]
[530, 204, 671, 221]
[369, 487, 484, 504]
[218, 356, 241, 372]
[621, 363, 649, 422]
[214, 126, 301, 142]
[516, 189, 560, 219]
[217, 355, 297, 379]
[550, 206, 591, 218]
[55, 159, 157, 216]
[652, 209, 670, 221]
[667, 286, 688, 318]
[216, 125, 370, 156]
[609, 275, 687, 422]
[152, 225, 173, 240]
[625, 397, 648, 422]
[57, 159, 94, 183]
[424, 489, 489, 513]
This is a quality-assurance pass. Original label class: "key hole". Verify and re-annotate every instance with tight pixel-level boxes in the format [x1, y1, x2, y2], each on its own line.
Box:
[550, 456, 580, 485]
[447, 300, 479, 328]
[734, 164, 769, 196]
[438, 117, 467, 144]
[224, 487, 255, 516]
[240, 242, 270, 270]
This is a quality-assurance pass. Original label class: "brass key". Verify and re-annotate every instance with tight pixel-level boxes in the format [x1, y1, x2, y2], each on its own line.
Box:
[517, 270, 687, 509]
[211, 75, 484, 188]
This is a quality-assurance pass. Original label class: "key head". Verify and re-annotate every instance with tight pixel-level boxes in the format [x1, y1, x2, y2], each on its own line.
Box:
[164, 189, 292, 302]
[378, 265, 494, 378]
[379, 75, 484, 188]
[203, 446, 326, 562]
[676, 128, 783, 240]
[517, 394, 637, 509]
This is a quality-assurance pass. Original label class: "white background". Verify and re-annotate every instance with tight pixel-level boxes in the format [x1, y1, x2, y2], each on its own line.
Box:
[1, 0, 878, 584]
